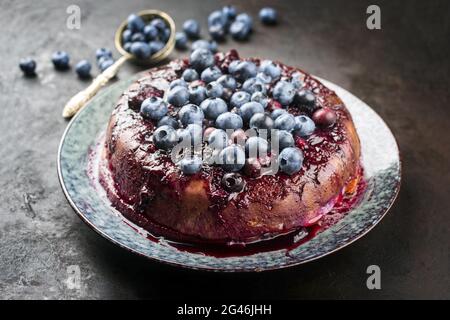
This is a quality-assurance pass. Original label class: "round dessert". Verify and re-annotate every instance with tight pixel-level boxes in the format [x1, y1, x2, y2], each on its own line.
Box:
[99, 49, 362, 245]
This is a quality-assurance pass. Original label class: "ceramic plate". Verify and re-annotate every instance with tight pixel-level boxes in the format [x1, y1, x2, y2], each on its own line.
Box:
[58, 74, 401, 272]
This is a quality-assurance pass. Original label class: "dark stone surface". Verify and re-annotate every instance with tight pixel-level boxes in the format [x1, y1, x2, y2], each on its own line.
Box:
[0, 0, 448, 299]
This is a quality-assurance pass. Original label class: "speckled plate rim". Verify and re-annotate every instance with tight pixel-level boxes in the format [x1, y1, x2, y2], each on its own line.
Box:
[57, 73, 401, 272]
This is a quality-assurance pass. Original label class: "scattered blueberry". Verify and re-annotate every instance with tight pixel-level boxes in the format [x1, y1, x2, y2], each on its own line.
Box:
[273, 80, 295, 105]
[19, 58, 36, 76]
[201, 97, 227, 119]
[229, 20, 251, 40]
[208, 10, 227, 28]
[175, 32, 188, 50]
[249, 113, 274, 131]
[130, 42, 152, 59]
[205, 81, 224, 98]
[51, 51, 70, 70]
[127, 14, 146, 32]
[95, 48, 113, 60]
[239, 101, 265, 122]
[191, 39, 216, 53]
[245, 136, 269, 157]
[179, 156, 203, 175]
[208, 129, 228, 150]
[189, 85, 207, 105]
[209, 24, 226, 41]
[235, 13, 253, 30]
[217, 75, 237, 90]
[221, 172, 245, 192]
[75, 60, 92, 78]
[230, 91, 251, 109]
[294, 115, 316, 137]
[140, 96, 168, 120]
[273, 130, 295, 150]
[158, 115, 179, 129]
[167, 86, 190, 107]
[201, 66, 222, 83]
[178, 104, 205, 125]
[274, 113, 296, 131]
[98, 58, 114, 71]
[183, 19, 201, 39]
[182, 68, 199, 82]
[144, 25, 159, 41]
[215, 112, 243, 130]
[190, 48, 215, 72]
[222, 5, 237, 21]
[219, 145, 246, 172]
[278, 147, 304, 175]
[153, 125, 179, 150]
[259, 7, 278, 25]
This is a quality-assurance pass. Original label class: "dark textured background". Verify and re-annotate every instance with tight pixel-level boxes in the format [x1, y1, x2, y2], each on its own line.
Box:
[0, 0, 449, 299]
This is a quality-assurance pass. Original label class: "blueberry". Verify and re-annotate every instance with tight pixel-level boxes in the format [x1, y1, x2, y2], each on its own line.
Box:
[178, 104, 205, 125]
[160, 28, 171, 42]
[201, 66, 222, 83]
[229, 20, 251, 40]
[205, 81, 224, 98]
[249, 113, 274, 131]
[190, 48, 215, 72]
[230, 61, 257, 82]
[259, 7, 278, 25]
[259, 60, 281, 80]
[144, 25, 159, 41]
[270, 108, 287, 120]
[219, 145, 246, 172]
[209, 40, 218, 53]
[291, 72, 304, 89]
[95, 48, 113, 61]
[242, 77, 266, 95]
[122, 29, 133, 43]
[175, 32, 188, 50]
[256, 72, 272, 84]
[230, 91, 251, 109]
[98, 58, 114, 71]
[191, 39, 217, 53]
[222, 5, 237, 21]
[278, 147, 304, 175]
[221, 172, 245, 192]
[169, 79, 188, 89]
[185, 123, 203, 146]
[140, 96, 168, 120]
[236, 13, 253, 30]
[215, 112, 243, 130]
[217, 75, 237, 90]
[182, 68, 199, 82]
[208, 129, 228, 150]
[251, 92, 269, 108]
[168, 86, 190, 107]
[189, 85, 207, 105]
[51, 51, 70, 70]
[153, 125, 179, 150]
[183, 19, 201, 39]
[150, 18, 166, 31]
[228, 60, 240, 74]
[273, 80, 295, 105]
[208, 10, 227, 28]
[19, 58, 36, 76]
[127, 14, 145, 32]
[123, 42, 132, 52]
[273, 130, 295, 151]
[149, 41, 165, 54]
[294, 115, 316, 137]
[239, 102, 265, 122]
[209, 25, 226, 41]
[75, 60, 92, 78]
[200, 97, 227, 120]
[179, 156, 202, 175]
[158, 115, 179, 129]
[130, 42, 151, 59]
[245, 136, 269, 157]
[295, 89, 316, 112]
[131, 32, 145, 42]
[274, 113, 296, 131]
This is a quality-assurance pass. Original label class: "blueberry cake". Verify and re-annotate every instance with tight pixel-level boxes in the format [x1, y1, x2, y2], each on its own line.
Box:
[99, 49, 362, 245]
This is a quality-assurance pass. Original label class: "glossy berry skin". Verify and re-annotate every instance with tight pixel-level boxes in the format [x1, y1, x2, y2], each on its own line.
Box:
[160, 28, 171, 42]
[270, 108, 287, 120]
[150, 18, 166, 31]
[259, 60, 281, 80]
[19, 58, 36, 76]
[170, 79, 188, 89]
[251, 92, 269, 108]
[215, 112, 243, 130]
[153, 125, 179, 150]
[230, 20, 251, 40]
[242, 77, 266, 95]
[127, 14, 145, 32]
[201, 97, 227, 120]
[230, 61, 257, 82]
[189, 85, 207, 105]
[178, 104, 205, 126]
[185, 123, 203, 146]
[182, 68, 199, 82]
[140, 96, 168, 121]
[51, 51, 70, 70]
[123, 42, 132, 52]
[190, 48, 215, 72]
[179, 156, 202, 175]
[98, 59, 114, 72]
[245, 136, 269, 158]
[191, 39, 214, 52]
[239, 101, 265, 122]
[312, 107, 337, 128]
[205, 81, 224, 98]
[144, 25, 158, 41]
[122, 29, 133, 43]
[95, 48, 113, 60]
[175, 32, 188, 50]
[236, 13, 253, 30]
[274, 113, 296, 131]
[278, 147, 304, 175]
[256, 72, 272, 84]
[208, 10, 227, 28]
[222, 5, 237, 21]
[228, 60, 240, 74]
[208, 129, 228, 150]
[273, 130, 295, 151]
[157, 116, 179, 129]
[295, 89, 316, 112]
[167, 86, 190, 107]
[131, 32, 145, 42]
[294, 115, 316, 137]
[221, 172, 245, 192]
[249, 112, 274, 131]
[217, 75, 237, 90]
[130, 42, 151, 59]
[290, 72, 303, 89]
[230, 91, 251, 109]
[273, 80, 295, 105]
[219, 145, 246, 172]
[209, 24, 226, 41]
[149, 41, 165, 54]
[259, 7, 278, 25]
[183, 19, 201, 39]
[75, 60, 92, 78]
[201, 66, 222, 83]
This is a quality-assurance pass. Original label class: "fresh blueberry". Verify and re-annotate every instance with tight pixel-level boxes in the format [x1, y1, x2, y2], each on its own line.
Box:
[131, 32, 145, 42]
[98, 58, 114, 71]
[75, 60, 92, 78]
[256, 72, 272, 84]
[191, 39, 217, 53]
[205, 81, 224, 98]
[242, 77, 266, 95]
[219, 145, 246, 172]
[209, 25, 226, 41]
[245, 136, 269, 157]
[201, 66, 222, 83]
[239, 101, 265, 122]
[189, 85, 207, 105]
[19, 58, 36, 76]
[228, 60, 240, 74]
[183, 19, 201, 39]
[169, 79, 188, 89]
[273, 130, 295, 151]
[168, 86, 190, 107]
[278, 147, 304, 175]
[51, 51, 70, 70]
[208, 129, 228, 150]
[290, 72, 304, 89]
[96, 48, 113, 61]
[295, 89, 316, 112]
[270, 108, 287, 120]
[178, 104, 205, 125]
[251, 92, 269, 108]
[153, 125, 179, 150]
[229, 20, 251, 40]
[273, 80, 295, 105]
[122, 29, 133, 43]
[182, 68, 199, 82]
[230, 61, 257, 82]
[221, 172, 246, 192]
[294, 115, 316, 137]
[140, 96, 168, 120]
[208, 40, 218, 53]
[230, 91, 251, 109]
[150, 18, 167, 31]
[158, 116, 179, 129]
[208, 10, 227, 28]
[144, 25, 159, 41]
[249, 113, 274, 131]
[160, 28, 171, 42]
[149, 41, 165, 54]
[185, 123, 204, 146]
[200, 97, 227, 120]
[236, 13, 253, 30]
[259, 60, 281, 80]
[127, 14, 145, 32]
[259, 7, 278, 25]
[215, 112, 243, 130]
[222, 5, 237, 21]
[175, 32, 188, 50]
[179, 156, 203, 175]
[217, 75, 237, 90]
[274, 113, 296, 131]
[130, 42, 151, 59]
[123, 42, 132, 52]
[190, 48, 215, 72]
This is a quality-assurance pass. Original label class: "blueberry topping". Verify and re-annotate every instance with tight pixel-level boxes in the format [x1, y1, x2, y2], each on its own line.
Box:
[185, 123, 203, 146]
[270, 108, 288, 120]
[221, 172, 245, 192]
[274, 113, 296, 131]
[51, 51, 70, 70]
[157, 115, 179, 129]
[256, 72, 272, 84]
[278, 147, 304, 175]
[140, 96, 168, 121]
[273, 130, 295, 150]
[259, 60, 281, 80]
[178, 104, 205, 125]
[182, 68, 199, 82]
[295, 89, 316, 112]
[242, 77, 266, 95]
[190, 48, 215, 72]
[200, 97, 227, 120]
[230, 91, 251, 109]
[208, 129, 228, 150]
[294, 115, 316, 137]
[191, 39, 217, 53]
[259, 7, 278, 25]
[215, 112, 243, 130]
[230, 61, 257, 82]
[290, 72, 304, 89]
[75, 60, 92, 78]
[179, 156, 203, 175]
[127, 14, 145, 32]
[183, 19, 201, 39]
[205, 81, 224, 98]
[273, 80, 295, 105]
[189, 85, 207, 105]
[144, 25, 159, 41]
[201, 66, 222, 83]
[217, 74, 237, 90]
[19, 58, 36, 76]
[239, 101, 265, 122]
[130, 42, 152, 59]
[228, 60, 240, 74]
[169, 79, 188, 89]
[153, 125, 179, 150]
[219, 145, 246, 172]
[249, 113, 274, 131]
[251, 92, 269, 108]
[167, 86, 190, 107]
[312, 107, 337, 128]
[245, 136, 269, 158]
